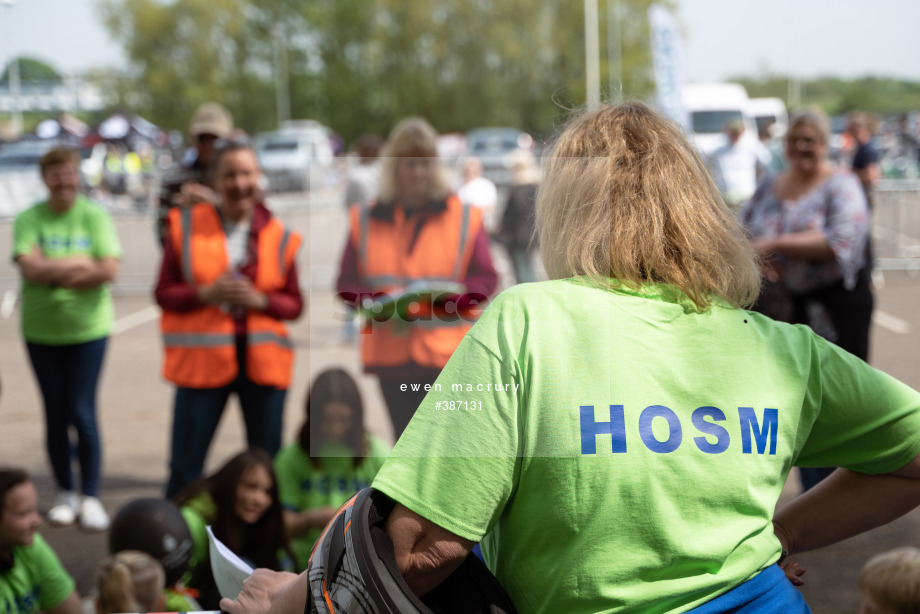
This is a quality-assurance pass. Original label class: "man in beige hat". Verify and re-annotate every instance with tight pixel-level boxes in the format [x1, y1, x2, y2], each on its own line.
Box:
[156, 102, 234, 243]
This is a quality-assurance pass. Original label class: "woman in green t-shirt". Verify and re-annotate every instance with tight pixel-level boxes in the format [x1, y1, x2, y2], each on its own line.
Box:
[12, 148, 122, 533]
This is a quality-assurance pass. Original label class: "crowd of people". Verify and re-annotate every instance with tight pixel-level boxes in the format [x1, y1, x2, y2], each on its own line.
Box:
[3, 98, 920, 614]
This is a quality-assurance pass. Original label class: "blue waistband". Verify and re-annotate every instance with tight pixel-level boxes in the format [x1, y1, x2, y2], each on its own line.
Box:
[688, 564, 811, 614]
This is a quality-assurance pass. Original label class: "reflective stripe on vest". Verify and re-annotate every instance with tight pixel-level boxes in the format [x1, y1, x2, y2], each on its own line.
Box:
[351, 197, 481, 369]
[162, 204, 300, 388]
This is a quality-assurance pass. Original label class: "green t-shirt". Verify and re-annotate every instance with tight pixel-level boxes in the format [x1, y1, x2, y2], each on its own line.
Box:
[373, 278, 920, 614]
[0, 533, 75, 614]
[12, 195, 122, 345]
[274, 435, 390, 569]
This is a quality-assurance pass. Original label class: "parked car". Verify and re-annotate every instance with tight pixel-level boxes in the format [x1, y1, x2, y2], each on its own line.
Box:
[255, 125, 334, 193]
[465, 127, 534, 188]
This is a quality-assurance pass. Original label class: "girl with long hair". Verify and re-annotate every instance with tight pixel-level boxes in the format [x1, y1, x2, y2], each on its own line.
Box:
[274, 368, 390, 569]
[173, 448, 294, 609]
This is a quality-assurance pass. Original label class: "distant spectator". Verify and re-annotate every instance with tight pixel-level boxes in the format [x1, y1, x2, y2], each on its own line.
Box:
[494, 151, 540, 284]
[848, 112, 881, 205]
[156, 143, 303, 497]
[859, 547, 920, 614]
[343, 134, 384, 209]
[458, 156, 499, 230]
[336, 118, 498, 438]
[156, 102, 234, 243]
[743, 108, 873, 490]
[708, 118, 771, 211]
[95, 550, 166, 614]
[12, 147, 122, 531]
[0, 467, 81, 614]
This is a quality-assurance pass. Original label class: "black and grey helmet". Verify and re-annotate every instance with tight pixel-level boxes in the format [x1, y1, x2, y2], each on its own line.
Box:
[108, 497, 193, 586]
[307, 488, 516, 614]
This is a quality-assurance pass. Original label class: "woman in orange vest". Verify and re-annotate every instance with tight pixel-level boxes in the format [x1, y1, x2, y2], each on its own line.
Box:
[336, 118, 498, 439]
[155, 142, 304, 497]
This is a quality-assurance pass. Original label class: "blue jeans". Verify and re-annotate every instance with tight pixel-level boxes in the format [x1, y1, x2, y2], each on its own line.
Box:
[26, 337, 108, 497]
[165, 339, 286, 497]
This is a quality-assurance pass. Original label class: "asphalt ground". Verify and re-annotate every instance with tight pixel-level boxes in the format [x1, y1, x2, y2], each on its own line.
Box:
[1, 187, 920, 612]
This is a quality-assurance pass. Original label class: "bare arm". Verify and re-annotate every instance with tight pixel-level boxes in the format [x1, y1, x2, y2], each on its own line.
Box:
[774, 453, 920, 556]
[58, 257, 119, 289]
[752, 229, 836, 262]
[47, 591, 81, 614]
[385, 503, 474, 597]
[15, 248, 94, 286]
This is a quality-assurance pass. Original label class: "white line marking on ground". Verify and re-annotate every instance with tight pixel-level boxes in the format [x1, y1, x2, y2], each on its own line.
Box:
[112, 305, 160, 335]
[873, 310, 911, 335]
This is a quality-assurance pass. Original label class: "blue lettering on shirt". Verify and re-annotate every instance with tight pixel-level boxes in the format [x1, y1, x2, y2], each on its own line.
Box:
[692, 406, 730, 454]
[580, 405, 627, 454]
[739, 407, 778, 455]
[638, 405, 683, 453]
[579, 404, 779, 456]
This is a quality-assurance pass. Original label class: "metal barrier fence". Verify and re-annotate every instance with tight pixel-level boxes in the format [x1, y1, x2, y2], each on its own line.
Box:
[1, 179, 918, 310]
[873, 179, 920, 271]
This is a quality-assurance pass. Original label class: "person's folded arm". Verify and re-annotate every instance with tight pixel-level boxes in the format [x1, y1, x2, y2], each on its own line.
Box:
[774, 453, 920, 557]
[59, 257, 119, 289]
[754, 230, 836, 262]
[15, 250, 92, 286]
[385, 503, 474, 597]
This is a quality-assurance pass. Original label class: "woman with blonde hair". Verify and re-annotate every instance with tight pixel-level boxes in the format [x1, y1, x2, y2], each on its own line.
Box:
[336, 117, 497, 438]
[226, 102, 920, 614]
[96, 550, 166, 614]
[742, 108, 873, 490]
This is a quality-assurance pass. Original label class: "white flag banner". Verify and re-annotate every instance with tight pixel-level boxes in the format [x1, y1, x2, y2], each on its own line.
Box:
[648, 4, 689, 129]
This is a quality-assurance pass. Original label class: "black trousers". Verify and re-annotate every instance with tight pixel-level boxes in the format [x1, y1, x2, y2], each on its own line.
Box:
[378, 370, 440, 440]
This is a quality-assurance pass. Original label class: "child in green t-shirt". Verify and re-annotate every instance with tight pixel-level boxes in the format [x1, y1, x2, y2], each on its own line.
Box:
[274, 368, 390, 569]
[0, 467, 80, 614]
[174, 449, 295, 610]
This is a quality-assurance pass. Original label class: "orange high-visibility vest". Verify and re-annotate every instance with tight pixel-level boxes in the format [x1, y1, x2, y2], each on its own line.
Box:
[349, 196, 482, 369]
[161, 204, 301, 389]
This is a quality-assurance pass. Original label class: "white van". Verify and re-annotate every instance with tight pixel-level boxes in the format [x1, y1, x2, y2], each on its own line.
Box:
[747, 97, 788, 140]
[256, 121, 335, 192]
[682, 83, 757, 156]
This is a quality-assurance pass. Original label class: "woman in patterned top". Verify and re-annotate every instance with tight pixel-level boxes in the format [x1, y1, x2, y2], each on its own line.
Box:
[742, 108, 873, 489]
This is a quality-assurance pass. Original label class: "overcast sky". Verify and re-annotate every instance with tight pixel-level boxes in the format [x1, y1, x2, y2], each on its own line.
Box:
[1, 0, 919, 82]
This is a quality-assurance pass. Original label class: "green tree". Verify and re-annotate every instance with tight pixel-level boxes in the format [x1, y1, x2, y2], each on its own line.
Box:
[1, 57, 62, 85]
[99, 0, 665, 142]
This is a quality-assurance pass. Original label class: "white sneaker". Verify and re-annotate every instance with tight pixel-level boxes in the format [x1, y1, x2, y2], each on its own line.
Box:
[79, 496, 109, 532]
[47, 491, 78, 526]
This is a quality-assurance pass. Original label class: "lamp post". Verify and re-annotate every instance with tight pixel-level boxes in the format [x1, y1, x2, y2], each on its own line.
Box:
[1, 0, 22, 136]
[584, 0, 601, 109]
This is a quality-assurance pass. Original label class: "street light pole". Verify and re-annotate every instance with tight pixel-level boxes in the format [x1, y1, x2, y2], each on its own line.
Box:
[1, 0, 21, 136]
[273, 23, 291, 126]
[584, 0, 601, 109]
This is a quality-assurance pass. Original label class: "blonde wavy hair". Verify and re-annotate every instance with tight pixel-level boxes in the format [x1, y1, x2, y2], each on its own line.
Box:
[536, 101, 761, 310]
[859, 547, 920, 614]
[377, 117, 450, 203]
[96, 550, 165, 614]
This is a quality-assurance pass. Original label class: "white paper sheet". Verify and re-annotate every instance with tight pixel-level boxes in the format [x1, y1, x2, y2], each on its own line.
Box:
[206, 525, 254, 600]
